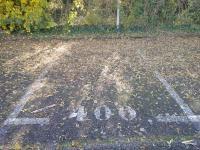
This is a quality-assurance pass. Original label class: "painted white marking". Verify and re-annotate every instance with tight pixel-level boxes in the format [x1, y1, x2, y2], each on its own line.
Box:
[3, 69, 49, 125]
[155, 71, 200, 131]
[118, 106, 136, 121]
[155, 71, 194, 115]
[94, 105, 112, 120]
[2, 43, 73, 129]
[32, 104, 56, 113]
[4, 118, 49, 125]
[156, 115, 200, 123]
[136, 49, 200, 130]
[4, 69, 49, 125]
[8, 78, 46, 118]
[69, 106, 88, 122]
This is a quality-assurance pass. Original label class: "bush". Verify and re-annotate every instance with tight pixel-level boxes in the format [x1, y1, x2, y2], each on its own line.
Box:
[121, 0, 148, 28]
[0, 0, 56, 32]
[0, 0, 199, 33]
[188, 0, 200, 24]
[84, 11, 103, 25]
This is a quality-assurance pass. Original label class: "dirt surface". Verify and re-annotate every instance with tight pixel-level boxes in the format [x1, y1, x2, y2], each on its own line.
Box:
[0, 36, 200, 149]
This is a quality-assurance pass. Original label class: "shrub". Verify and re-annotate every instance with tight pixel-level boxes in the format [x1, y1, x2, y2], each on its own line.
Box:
[0, 0, 56, 32]
[84, 11, 103, 25]
[188, 0, 200, 24]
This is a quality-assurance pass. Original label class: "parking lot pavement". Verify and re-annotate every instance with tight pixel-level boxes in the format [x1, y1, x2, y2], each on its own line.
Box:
[0, 37, 199, 148]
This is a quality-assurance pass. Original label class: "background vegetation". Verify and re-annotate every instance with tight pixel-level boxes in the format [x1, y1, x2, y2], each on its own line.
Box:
[0, 0, 199, 34]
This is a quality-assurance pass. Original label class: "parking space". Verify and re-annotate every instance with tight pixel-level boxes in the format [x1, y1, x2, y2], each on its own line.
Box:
[0, 37, 199, 146]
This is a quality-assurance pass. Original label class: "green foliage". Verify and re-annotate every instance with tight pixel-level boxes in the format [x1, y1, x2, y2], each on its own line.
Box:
[174, 0, 200, 25]
[65, 0, 85, 32]
[121, 0, 147, 28]
[121, 0, 179, 28]
[0, 0, 199, 34]
[84, 11, 103, 25]
[0, 0, 56, 32]
[145, 0, 178, 25]
[68, 0, 116, 27]
[188, 0, 200, 24]
[67, 0, 85, 26]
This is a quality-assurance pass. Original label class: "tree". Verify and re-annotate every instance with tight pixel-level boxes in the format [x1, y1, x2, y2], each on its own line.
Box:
[0, 0, 56, 32]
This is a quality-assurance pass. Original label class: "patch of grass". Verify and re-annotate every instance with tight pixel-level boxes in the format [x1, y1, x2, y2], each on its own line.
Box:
[1, 23, 199, 41]
[56, 134, 199, 149]
[160, 24, 200, 33]
[3, 134, 197, 149]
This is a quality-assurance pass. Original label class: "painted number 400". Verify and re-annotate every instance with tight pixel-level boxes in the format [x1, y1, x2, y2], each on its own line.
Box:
[68, 105, 137, 122]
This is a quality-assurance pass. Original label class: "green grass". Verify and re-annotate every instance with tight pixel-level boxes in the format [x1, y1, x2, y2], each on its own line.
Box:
[58, 134, 200, 148]
[29, 24, 200, 39]
[160, 24, 200, 33]
[1, 24, 199, 41]
[10, 134, 197, 149]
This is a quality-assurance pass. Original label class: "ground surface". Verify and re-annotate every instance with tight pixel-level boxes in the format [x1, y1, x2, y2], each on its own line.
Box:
[0, 35, 200, 149]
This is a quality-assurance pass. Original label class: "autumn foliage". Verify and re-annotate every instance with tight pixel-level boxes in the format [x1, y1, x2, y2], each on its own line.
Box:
[0, 0, 56, 32]
[0, 0, 199, 33]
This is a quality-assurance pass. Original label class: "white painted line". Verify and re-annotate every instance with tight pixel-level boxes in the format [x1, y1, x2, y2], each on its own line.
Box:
[155, 71, 200, 131]
[3, 69, 49, 125]
[155, 71, 194, 115]
[8, 78, 46, 118]
[3, 43, 73, 126]
[32, 104, 56, 113]
[4, 118, 49, 125]
[156, 115, 200, 123]
[1, 43, 73, 137]
[137, 49, 200, 130]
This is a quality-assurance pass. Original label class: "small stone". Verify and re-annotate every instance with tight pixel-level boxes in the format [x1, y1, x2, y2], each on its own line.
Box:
[114, 102, 119, 106]
[140, 128, 146, 133]
[157, 97, 162, 100]
[94, 129, 98, 132]
[148, 119, 153, 125]
[165, 113, 170, 116]
[63, 117, 67, 120]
